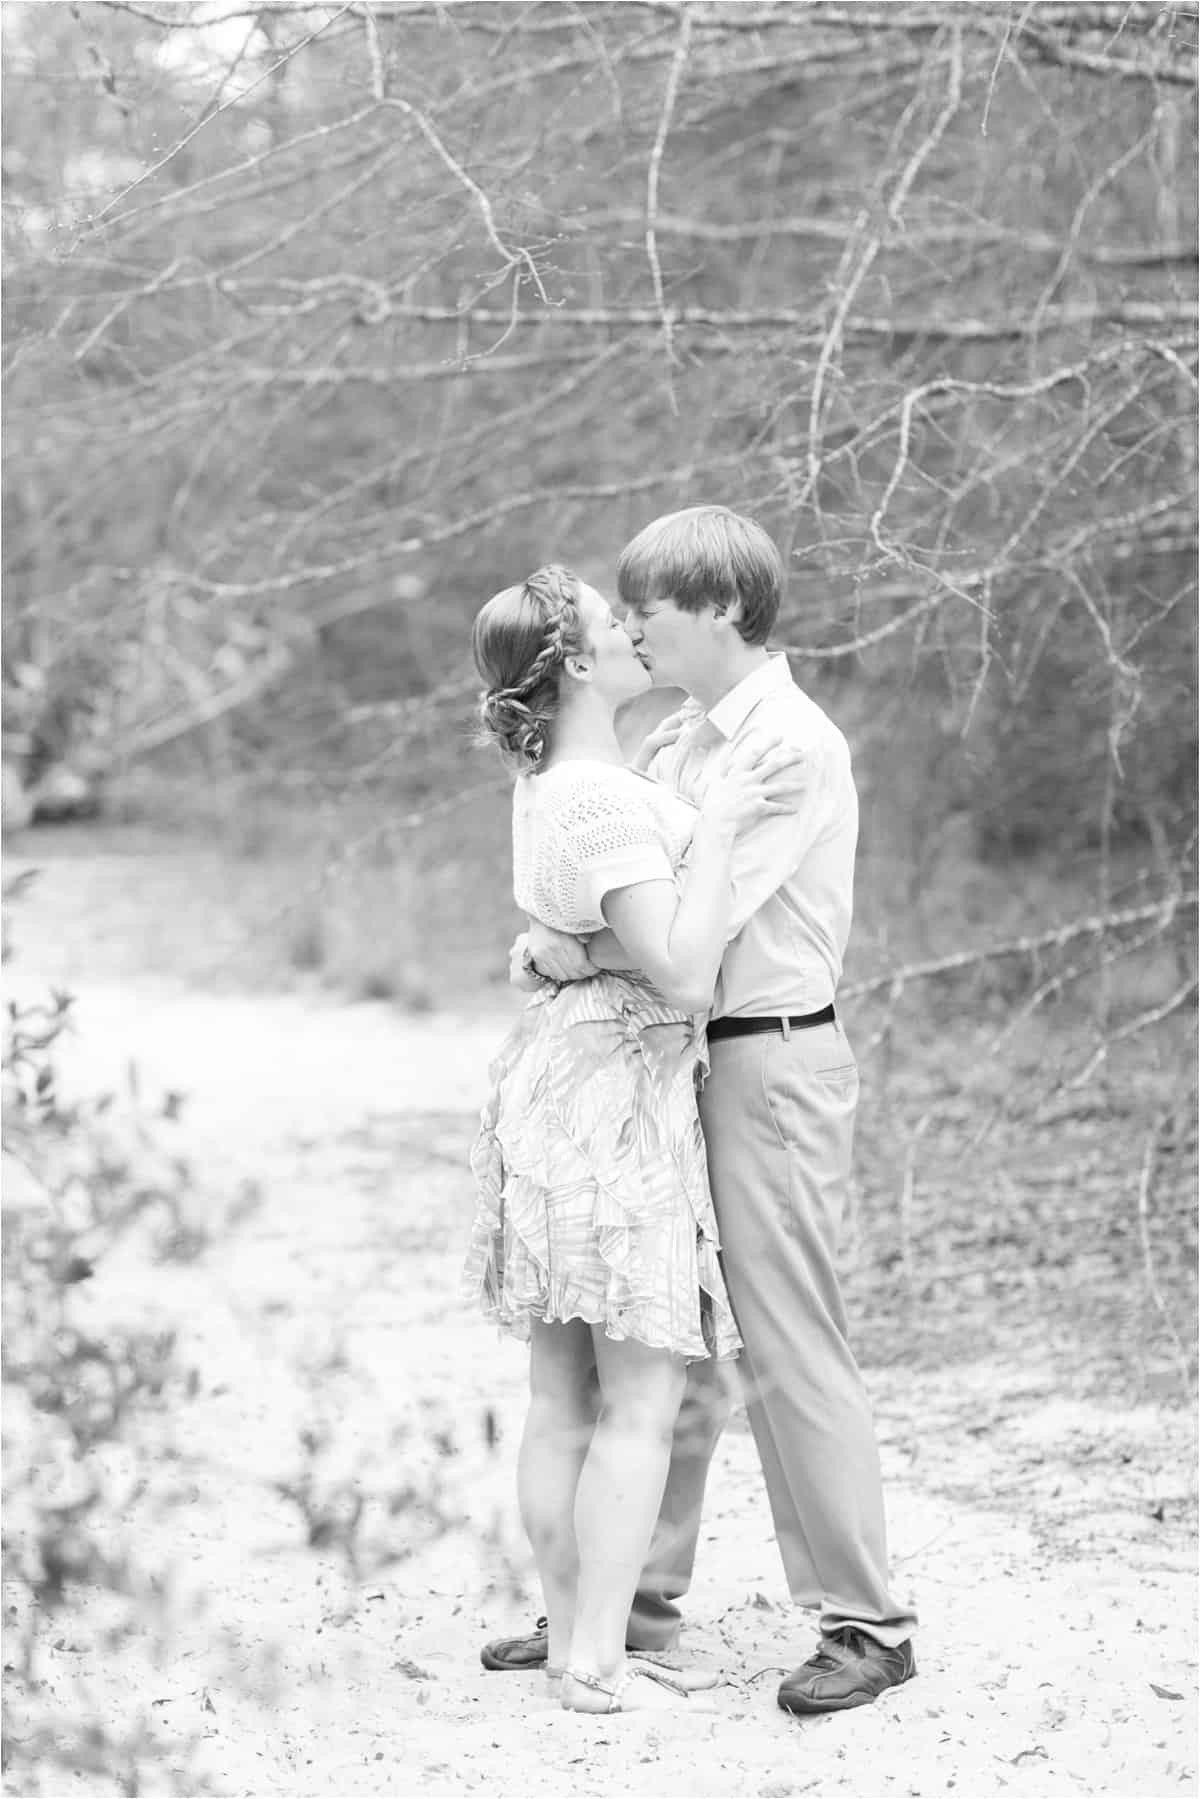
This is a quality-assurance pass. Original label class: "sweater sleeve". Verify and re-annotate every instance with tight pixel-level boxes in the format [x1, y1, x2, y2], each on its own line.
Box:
[553, 777, 675, 932]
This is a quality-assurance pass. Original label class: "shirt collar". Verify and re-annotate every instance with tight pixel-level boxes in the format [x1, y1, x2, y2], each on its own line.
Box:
[703, 653, 793, 740]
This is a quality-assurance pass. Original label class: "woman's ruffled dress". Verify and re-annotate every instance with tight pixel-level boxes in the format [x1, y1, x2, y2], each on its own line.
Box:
[462, 762, 740, 1363]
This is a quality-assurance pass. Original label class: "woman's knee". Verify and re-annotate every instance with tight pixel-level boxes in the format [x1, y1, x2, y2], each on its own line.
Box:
[525, 1390, 595, 1457]
[598, 1357, 687, 1436]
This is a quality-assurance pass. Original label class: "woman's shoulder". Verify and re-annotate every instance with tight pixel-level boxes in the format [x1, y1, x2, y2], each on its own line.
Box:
[521, 760, 673, 852]
[528, 759, 652, 809]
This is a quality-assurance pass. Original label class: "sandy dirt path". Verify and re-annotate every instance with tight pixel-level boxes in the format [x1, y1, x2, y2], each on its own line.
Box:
[5, 965, 1197, 1799]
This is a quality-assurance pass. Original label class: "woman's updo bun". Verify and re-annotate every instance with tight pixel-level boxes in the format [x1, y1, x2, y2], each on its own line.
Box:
[472, 566, 587, 772]
[478, 688, 549, 767]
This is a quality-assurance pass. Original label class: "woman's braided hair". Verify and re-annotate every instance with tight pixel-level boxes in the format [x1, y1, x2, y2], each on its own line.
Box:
[472, 565, 588, 771]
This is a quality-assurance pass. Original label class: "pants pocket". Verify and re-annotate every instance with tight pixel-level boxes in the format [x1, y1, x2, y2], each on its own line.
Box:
[761, 1030, 858, 1144]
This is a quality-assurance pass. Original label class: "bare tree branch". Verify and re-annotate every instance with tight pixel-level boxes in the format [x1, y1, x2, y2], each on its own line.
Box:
[361, 2, 387, 99]
[644, 7, 693, 378]
[1017, 18, 1198, 86]
[378, 95, 548, 299]
[842, 896, 1199, 1000]
[209, 290, 1198, 337]
[562, 207, 1198, 267]
[101, 2, 340, 26]
[1029, 121, 1159, 340]
[867, 354, 1125, 557]
[806, 23, 966, 504]
[108, 471, 714, 599]
[91, 106, 384, 234]
[116, 646, 293, 759]
[1069, 977, 1200, 1085]
[73, 256, 184, 364]
[782, 587, 958, 661]
[233, 350, 608, 383]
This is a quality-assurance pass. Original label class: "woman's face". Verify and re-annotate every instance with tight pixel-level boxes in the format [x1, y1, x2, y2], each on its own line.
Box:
[576, 582, 652, 707]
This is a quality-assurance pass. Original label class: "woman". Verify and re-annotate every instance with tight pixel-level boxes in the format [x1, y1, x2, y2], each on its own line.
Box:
[464, 565, 795, 1714]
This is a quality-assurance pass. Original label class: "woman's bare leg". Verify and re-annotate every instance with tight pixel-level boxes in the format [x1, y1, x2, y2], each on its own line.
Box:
[517, 1317, 597, 1675]
[562, 1332, 688, 1711]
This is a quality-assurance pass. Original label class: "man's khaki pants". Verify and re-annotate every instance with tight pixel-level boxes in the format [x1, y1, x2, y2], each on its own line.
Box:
[627, 1019, 916, 1652]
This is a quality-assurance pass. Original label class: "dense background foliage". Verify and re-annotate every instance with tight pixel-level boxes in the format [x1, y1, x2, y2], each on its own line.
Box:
[4, 4, 1196, 948]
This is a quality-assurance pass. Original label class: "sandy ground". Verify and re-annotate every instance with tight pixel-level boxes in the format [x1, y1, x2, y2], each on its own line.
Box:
[4, 875, 1198, 1798]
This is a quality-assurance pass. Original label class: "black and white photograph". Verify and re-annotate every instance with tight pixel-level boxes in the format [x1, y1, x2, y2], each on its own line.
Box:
[2, 2, 1197, 1794]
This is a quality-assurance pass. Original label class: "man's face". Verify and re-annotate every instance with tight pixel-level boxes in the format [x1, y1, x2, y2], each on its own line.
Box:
[622, 595, 712, 692]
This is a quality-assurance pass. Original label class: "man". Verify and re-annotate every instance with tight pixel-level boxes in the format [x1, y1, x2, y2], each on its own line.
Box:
[483, 506, 916, 1714]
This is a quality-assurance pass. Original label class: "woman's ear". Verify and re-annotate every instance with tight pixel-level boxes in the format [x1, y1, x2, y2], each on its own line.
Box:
[564, 655, 593, 681]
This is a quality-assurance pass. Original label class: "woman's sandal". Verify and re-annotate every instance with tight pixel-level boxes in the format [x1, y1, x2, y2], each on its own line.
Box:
[561, 1661, 708, 1714]
[551, 1657, 717, 1693]
[627, 1654, 722, 1693]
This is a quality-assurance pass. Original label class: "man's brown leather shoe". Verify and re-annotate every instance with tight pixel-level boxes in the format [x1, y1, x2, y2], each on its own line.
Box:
[777, 1627, 915, 1715]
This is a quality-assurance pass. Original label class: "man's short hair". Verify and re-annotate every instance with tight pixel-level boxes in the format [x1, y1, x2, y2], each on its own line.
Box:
[616, 505, 783, 647]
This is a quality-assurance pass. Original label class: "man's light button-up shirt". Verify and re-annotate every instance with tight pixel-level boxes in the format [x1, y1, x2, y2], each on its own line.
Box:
[648, 654, 858, 1021]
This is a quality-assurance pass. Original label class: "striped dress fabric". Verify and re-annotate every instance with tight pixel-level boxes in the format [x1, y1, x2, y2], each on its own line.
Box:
[463, 762, 741, 1362]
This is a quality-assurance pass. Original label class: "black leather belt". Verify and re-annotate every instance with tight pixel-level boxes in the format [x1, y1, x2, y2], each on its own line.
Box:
[707, 1005, 835, 1043]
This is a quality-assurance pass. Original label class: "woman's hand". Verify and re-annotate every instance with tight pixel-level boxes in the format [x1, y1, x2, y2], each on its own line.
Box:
[525, 917, 596, 984]
[508, 933, 545, 991]
[699, 735, 808, 836]
[631, 707, 688, 774]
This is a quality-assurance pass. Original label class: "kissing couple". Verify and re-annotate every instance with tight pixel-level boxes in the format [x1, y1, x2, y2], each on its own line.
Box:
[463, 505, 916, 1715]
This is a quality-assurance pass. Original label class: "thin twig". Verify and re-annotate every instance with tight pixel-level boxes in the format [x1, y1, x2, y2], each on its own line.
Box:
[980, 1, 1034, 135]
[867, 355, 1113, 557]
[179, 12, 263, 136]
[1019, 20, 1197, 86]
[102, 1, 337, 26]
[1029, 123, 1158, 342]
[380, 96, 548, 299]
[73, 256, 183, 364]
[362, 2, 387, 99]
[562, 205, 1198, 266]
[805, 23, 964, 503]
[231, 349, 604, 383]
[645, 7, 693, 384]
[164, 470, 711, 597]
[784, 589, 952, 660]
[78, 4, 357, 233]
[87, 105, 382, 235]
[1066, 976, 1199, 1088]
[289, 298, 1195, 335]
